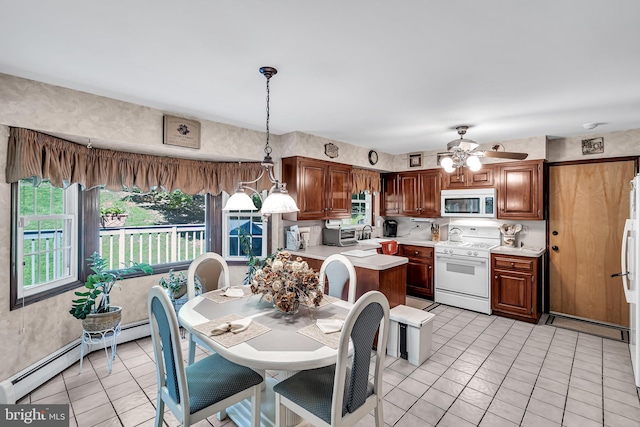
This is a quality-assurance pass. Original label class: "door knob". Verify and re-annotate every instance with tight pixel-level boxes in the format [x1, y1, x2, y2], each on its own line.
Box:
[552, 246, 559, 251]
[552, 231, 558, 236]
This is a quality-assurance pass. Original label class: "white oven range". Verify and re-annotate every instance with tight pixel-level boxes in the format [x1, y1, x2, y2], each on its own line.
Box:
[434, 225, 500, 314]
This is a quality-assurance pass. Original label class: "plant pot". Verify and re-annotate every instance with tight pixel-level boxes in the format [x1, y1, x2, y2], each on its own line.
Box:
[100, 214, 128, 228]
[81, 306, 122, 332]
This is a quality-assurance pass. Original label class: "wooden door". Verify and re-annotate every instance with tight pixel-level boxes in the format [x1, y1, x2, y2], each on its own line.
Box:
[298, 160, 326, 219]
[549, 160, 634, 326]
[399, 172, 420, 216]
[327, 165, 351, 218]
[498, 161, 542, 219]
[418, 170, 441, 217]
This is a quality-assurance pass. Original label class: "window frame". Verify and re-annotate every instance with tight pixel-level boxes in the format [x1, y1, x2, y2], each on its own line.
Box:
[222, 211, 268, 262]
[10, 187, 217, 310]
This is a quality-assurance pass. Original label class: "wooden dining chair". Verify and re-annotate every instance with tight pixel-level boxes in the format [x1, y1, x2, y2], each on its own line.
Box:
[186, 252, 230, 364]
[148, 286, 263, 427]
[319, 254, 357, 303]
[273, 290, 390, 427]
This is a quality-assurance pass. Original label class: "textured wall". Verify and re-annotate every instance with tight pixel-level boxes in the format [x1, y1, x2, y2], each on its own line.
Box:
[547, 128, 640, 162]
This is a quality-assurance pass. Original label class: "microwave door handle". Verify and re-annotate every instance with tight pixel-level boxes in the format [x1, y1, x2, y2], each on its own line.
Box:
[620, 219, 636, 304]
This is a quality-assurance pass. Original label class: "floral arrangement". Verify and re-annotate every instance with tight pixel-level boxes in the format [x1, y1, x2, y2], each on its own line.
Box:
[249, 250, 323, 312]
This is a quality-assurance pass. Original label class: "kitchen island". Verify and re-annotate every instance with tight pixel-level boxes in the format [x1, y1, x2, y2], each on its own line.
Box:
[289, 245, 408, 308]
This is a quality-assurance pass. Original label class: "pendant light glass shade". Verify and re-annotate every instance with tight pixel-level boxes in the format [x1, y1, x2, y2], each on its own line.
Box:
[221, 66, 300, 215]
[223, 190, 258, 211]
[261, 186, 300, 214]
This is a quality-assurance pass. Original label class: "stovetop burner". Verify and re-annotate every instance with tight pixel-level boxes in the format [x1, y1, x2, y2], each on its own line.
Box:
[436, 241, 497, 250]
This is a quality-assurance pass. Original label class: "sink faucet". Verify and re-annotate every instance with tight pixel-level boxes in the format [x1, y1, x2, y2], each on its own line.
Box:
[361, 225, 373, 240]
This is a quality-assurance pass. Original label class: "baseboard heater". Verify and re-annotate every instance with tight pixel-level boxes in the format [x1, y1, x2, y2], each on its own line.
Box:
[0, 320, 151, 403]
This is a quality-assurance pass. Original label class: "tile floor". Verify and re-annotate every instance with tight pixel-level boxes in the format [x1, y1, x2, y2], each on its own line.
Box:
[18, 303, 640, 427]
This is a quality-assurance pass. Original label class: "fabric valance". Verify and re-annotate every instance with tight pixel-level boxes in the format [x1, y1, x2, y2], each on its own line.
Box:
[351, 168, 381, 194]
[5, 127, 272, 195]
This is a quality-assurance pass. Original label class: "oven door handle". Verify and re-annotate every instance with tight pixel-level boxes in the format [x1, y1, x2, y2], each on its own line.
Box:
[435, 255, 487, 266]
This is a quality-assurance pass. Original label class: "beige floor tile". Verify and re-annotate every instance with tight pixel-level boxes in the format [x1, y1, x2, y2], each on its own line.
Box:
[74, 401, 117, 426]
[104, 379, 141, 401]
[30, 376, 66, 401]
[71, 389, 110, 415]
[68, 379, 104, 402]
[119, 401, 157, 427]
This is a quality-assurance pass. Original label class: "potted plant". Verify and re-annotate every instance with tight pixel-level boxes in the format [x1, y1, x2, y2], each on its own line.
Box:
[158, 268, 202, 310]
[100, 205, 128, 228]
[70, 252, 153, 331]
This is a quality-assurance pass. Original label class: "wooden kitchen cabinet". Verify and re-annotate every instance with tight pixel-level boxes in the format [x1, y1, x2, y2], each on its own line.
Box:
[398, 170, 440, 217]
[442, 165, 495, 189]
[282, 156, 352, 220]
[491, 253, 541, 323]
[399, 244, 433, 299]
[381, 173, 400, 216]
[497, 160, 544, 220]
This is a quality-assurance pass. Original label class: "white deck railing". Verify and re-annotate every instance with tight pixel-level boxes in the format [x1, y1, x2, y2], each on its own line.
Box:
[99, 224, 206, 269]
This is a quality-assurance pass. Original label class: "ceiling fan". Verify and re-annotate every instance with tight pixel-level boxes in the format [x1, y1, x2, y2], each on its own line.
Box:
[438, 126, 528, 173]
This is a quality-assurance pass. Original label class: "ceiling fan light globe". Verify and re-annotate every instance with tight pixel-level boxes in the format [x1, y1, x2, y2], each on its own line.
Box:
[440, 157, 454, 169]
[466, 156, 482, 171]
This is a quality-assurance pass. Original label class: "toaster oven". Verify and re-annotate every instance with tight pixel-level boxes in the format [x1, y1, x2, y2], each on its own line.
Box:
[322, 228, 358, 246]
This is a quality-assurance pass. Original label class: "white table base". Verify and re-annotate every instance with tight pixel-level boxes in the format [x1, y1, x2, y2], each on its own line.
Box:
[226, 377, 313, 427]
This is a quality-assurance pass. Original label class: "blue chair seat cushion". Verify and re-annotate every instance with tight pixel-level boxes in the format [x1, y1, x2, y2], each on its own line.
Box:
[186, 353, 263, 414]
[273, 365, 374, 424]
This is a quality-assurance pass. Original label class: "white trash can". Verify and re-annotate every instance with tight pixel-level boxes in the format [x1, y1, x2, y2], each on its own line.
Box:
[387, 305, 435, 366]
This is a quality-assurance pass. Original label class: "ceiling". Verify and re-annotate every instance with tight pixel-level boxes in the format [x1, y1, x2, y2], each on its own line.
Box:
[1, 1, 639, 155]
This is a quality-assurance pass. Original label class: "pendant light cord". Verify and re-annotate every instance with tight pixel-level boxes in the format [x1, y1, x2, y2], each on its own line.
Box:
[264, 75, 272, 157]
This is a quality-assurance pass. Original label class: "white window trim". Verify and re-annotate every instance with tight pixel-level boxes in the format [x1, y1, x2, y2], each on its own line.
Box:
[17, 184, 79, 298]
[222, 211, 268, 262]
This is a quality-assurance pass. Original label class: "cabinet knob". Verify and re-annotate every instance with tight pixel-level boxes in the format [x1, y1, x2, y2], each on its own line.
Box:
[414, 251, 419, 255]
[510, 262, 515, 266]
[494, 276, 498, 279]
[428, 265, 432, 270]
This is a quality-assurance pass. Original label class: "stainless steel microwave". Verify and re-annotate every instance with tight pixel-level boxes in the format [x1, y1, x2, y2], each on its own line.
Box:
[441, 188, 496, 218]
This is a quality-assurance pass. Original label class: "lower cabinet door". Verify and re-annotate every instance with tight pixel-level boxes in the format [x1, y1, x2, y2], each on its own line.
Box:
[406, 261, 433, 299]
[492, 270, 533, 317]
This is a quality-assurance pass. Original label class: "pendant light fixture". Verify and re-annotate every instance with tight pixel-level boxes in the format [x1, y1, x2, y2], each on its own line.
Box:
[223, 67, 299, 214]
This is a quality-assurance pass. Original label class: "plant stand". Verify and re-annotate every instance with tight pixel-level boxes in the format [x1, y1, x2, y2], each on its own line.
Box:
[79, 323, 121, 374]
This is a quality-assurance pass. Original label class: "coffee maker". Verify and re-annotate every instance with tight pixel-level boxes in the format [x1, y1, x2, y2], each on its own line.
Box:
[383, 219, 398, 237]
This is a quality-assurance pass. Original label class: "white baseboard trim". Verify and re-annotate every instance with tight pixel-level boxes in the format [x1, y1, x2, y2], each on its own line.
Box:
[3, 321, 151, 403]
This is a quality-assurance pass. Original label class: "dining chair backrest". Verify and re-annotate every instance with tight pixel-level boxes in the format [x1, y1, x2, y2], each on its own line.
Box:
[333, 290, 389, 423]
[187, 252, 230, 300]
[148, 286, 191, 421]
[148, 285, 263, 426]
[273, 290, 390, 426]
[318, 254, 357, 303]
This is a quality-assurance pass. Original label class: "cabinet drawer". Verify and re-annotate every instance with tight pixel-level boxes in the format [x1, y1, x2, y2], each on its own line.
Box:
[493, 255, 533, 272]
[399, 245, 433, 260]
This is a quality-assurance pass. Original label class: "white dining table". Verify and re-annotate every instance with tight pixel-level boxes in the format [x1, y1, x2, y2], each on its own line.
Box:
[178, 290, 353, 427]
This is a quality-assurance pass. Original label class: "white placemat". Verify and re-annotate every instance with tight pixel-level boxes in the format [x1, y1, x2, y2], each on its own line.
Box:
[202, 287, 252, 304]
[297, 314, 346, 349]
[193, 313, 270, 348]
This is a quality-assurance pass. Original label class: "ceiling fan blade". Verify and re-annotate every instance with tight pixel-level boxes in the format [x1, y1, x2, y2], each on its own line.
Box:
[480, 151, 529, 160]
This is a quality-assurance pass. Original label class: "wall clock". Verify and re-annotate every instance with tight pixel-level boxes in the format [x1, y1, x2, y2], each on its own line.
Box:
[368, 150, 379, 165]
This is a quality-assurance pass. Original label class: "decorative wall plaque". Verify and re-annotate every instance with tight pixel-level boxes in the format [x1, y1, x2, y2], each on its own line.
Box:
[582, 137, 604, 155]
[408, 153, 423, 168]
[324, 143, 339, 158]
[163, 115, 201, 149]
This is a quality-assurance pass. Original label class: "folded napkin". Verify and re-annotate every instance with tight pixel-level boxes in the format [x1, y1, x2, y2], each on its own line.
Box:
[222, 287, 245, 298]
[211, 318, 252, 335]
[316, 318, 344, 334]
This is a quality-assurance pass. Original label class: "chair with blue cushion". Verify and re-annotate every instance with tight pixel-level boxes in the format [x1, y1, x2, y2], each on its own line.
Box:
[319, 254, 357, 303]
[186, 252, 230, 364]
[148, 285, 263, 427]
[273, 290, 390, 427]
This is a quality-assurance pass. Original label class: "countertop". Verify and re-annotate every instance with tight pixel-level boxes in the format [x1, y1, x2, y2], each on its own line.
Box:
[358, 237, 546, 257]
[490, 246, 546, 257]
[289, 245, 408, 271]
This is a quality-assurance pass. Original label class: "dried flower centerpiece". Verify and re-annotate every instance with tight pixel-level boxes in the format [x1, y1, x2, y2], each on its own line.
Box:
[249, 250, 323, 313]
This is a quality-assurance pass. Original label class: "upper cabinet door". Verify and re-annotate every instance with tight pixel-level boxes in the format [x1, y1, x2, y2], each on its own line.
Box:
[298, 160, 327, 219]
[399, 173, 420, 217]
[498, 160, 543, 220]
[441, 169, 466, 189]
[442, 165, 494, 189]
[327, 165, 352, 218]
[418, 170, 440, 217]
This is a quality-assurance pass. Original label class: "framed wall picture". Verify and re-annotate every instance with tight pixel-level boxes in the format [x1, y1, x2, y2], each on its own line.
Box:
[408, 153, 422, 168]
[163, 115, 201, 149]
[582, 137, 604, 155]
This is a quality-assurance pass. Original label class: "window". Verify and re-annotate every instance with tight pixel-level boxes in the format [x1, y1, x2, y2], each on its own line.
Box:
[99, 188, 206, 269]
[223, 212, 267, 261]
[16, 178, 78, 298]
[342, 192, 372, 226]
